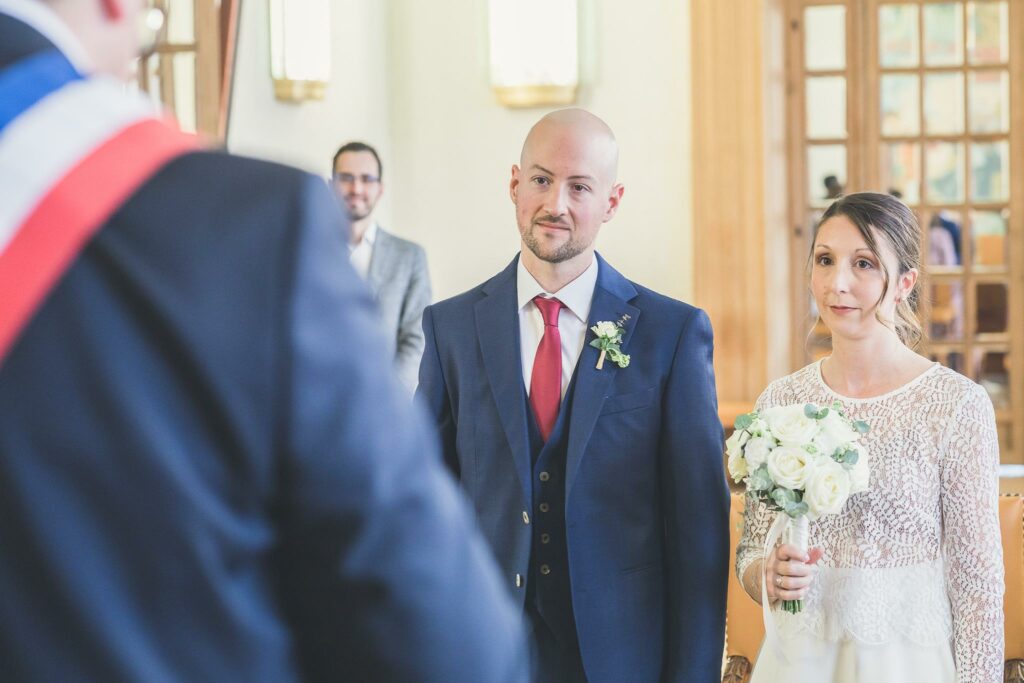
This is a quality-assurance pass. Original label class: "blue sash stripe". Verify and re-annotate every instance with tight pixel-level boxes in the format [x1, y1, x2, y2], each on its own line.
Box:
[0, 49, 81, 134]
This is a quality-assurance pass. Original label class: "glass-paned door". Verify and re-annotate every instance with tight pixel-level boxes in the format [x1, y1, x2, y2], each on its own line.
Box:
[133, 0, 225, 140]
[787, 0, 1023, 464]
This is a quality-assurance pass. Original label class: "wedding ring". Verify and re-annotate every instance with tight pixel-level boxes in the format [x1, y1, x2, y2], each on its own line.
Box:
[776, 575, 783, 588]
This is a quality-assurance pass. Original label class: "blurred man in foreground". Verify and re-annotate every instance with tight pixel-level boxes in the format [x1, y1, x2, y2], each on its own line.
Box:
[0, 1, 527, 681]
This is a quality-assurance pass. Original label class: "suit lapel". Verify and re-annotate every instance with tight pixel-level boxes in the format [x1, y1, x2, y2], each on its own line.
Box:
[475, 257, 532, 505]
[366, 227, 391, 295]
[565, 254, 639, 496]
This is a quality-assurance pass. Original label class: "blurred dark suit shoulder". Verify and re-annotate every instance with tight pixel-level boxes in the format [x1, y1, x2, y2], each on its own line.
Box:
[0, 11, 527, 682]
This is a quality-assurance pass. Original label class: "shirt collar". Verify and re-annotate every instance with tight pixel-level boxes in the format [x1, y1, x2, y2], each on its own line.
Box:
[349, 223, 378, 252]
[363, 222, 379, 245]
[0, 0, 94, 73]
[516, 254, 599, 325]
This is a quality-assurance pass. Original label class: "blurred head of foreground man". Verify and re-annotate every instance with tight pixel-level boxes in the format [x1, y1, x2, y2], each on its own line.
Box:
[0, 1, 527, 681]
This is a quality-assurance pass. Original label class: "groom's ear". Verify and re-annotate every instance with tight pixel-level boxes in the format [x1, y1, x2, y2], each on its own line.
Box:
[603, 183, 624, 222]
[510, 164, 521, 204]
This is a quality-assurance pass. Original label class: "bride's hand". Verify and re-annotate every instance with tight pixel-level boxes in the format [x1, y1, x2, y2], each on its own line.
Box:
[766, 544, 823, 603]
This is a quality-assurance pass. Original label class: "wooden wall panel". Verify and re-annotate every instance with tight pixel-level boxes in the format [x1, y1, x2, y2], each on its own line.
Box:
[692, 0, 783, 421]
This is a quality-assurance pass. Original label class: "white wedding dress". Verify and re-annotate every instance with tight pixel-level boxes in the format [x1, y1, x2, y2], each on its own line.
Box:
[736, 360, 1004, 683]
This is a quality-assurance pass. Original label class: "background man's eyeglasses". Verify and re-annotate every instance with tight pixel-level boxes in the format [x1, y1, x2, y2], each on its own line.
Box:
[334, 173, 381, 185]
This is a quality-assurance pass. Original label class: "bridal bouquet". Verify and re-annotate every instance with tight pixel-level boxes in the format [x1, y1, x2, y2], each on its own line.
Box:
[727, 402, 870, 614]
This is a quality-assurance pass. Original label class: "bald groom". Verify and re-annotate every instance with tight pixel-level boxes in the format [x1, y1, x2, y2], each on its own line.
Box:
[417, 109, 729, 683]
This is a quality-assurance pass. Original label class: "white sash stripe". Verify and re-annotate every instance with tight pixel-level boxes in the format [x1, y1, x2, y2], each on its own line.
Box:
[0, 77, 158, 255]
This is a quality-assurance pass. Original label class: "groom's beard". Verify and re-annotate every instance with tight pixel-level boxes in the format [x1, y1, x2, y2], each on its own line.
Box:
[520, 216, 586, 264]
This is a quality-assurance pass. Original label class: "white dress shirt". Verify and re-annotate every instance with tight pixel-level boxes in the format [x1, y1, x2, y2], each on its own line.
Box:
[348, 222, 378, 280]
[517, 255, 599, 399]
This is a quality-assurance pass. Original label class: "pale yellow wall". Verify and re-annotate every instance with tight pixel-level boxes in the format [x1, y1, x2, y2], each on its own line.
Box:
[387, 0, 694, 302]
[227, 1, 694, 304]
[227, 0, 396, 228]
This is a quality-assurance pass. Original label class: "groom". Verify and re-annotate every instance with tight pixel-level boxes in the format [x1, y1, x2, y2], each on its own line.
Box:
[417, 109, 729, 682]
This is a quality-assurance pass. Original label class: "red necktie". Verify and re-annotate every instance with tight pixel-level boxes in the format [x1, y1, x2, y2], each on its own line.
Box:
[529, 296, 565, 441]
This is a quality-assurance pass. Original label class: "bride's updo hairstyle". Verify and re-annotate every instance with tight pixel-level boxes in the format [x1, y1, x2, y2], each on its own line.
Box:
[812, 192, 925, 349]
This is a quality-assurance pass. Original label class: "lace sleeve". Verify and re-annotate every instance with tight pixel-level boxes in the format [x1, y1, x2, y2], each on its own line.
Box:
[940, 383, 1004, 681]
[735, 380, 790, 586]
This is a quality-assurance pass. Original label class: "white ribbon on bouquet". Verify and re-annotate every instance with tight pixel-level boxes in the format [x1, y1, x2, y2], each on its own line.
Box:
[759, 512, 809, 664]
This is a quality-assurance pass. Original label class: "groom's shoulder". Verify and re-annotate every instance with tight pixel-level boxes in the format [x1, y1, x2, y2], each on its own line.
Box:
[627, 279, 707, 325]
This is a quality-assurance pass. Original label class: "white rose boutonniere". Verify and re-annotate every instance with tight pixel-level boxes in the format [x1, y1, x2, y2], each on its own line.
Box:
[589, 315, 631, 370]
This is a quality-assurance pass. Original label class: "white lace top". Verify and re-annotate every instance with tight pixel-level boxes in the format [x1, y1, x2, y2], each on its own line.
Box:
[736, 360, 1004, 682]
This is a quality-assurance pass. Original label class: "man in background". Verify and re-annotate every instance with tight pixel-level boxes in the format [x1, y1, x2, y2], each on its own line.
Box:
[0, 1, 526, 681]
[332, 141, 431, 391]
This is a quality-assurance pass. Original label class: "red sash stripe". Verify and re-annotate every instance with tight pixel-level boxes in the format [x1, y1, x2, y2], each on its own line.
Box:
[0, 118, 197, 363]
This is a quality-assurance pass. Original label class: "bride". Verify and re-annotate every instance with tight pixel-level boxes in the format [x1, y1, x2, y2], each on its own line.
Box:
[736, 192, 1004, 682]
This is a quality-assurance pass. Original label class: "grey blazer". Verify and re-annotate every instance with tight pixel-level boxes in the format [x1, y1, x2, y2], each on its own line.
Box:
[367, 227, 432, 390]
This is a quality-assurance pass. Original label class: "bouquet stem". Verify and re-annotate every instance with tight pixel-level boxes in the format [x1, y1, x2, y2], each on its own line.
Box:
[781, 515, 809, 614]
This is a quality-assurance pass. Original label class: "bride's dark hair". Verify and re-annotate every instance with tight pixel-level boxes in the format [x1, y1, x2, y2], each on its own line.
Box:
[810, 192, 925, 349]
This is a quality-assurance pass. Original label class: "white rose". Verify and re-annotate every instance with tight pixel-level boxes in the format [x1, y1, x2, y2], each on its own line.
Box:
[743, 436, 774, 470]
[725, 429, 750, 460]
[814, 411, 859, 457]
[804, 459, 852, 519]
[763, 405, 820, 447]
[594, 321, 619, 338]
[847, 443, 871, 494]
[765, 445, 816, 491]
[749, 417, 769, 436]
[727, 450, 749, 483]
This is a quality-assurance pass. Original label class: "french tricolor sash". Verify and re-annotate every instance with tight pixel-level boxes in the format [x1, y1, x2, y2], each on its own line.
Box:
[0, 50, 198, 366]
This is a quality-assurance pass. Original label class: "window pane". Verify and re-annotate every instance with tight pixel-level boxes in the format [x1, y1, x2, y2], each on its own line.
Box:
[971, 141, 1009, 202]
[976, 282, 1008, 334]
[924, 72, 964, 134]
[924, 3, 964, 66]
[974, 349, 1010, 408]
[928, 210, 963, 267]
[930, 282, 964, 340]
[879, 4, 920, 67]
[881, 74, 920, 136]
[971, 209, 1009, 266]
[139, 52, 197, 135]
[967, 1, 1009, 64]
[808, 145, 847, 206]
[925, 142, 964, 203]
[805, 6, 846, 71]
[806, 77, 847, 139]
[880, 142, 920, 204]
[968, 70, 1009, 133]
[165, 0, 195, 44]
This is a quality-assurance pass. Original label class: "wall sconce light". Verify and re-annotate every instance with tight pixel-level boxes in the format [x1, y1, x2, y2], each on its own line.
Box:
[269, 0, 330, 102]
[488, 0, 578, 108]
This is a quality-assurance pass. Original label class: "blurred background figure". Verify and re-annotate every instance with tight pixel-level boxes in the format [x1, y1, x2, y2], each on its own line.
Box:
[823, 174, 843, 200]
[331, 141, 431, 392]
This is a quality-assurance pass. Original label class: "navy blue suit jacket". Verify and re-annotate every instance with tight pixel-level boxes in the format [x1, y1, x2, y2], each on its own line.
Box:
[0, 13, 526, 683]
[418, 254, 729, 683]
